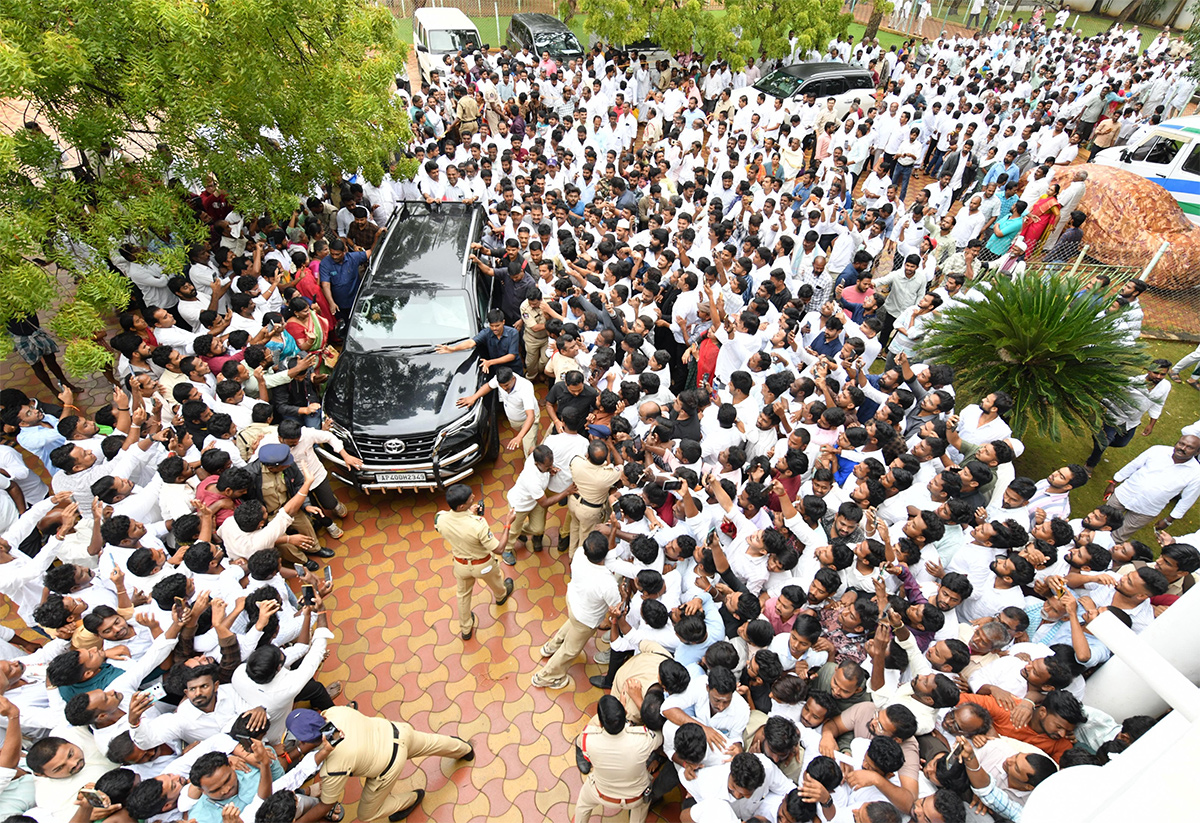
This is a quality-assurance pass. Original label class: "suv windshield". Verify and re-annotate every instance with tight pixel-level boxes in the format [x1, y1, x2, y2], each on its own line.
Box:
[350, 289, 474, 346]
[535, 31, 581, 53]
[427, 29, 481, 53]
[756, 70, 803, 98]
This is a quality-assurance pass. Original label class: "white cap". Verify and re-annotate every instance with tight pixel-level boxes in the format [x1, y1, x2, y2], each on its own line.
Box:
[617, 219, 631, 229]
[226, 211, 244, 237]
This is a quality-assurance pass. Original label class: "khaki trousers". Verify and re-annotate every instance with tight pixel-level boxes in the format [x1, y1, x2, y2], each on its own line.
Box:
[451, 557, 508, 635]
[509, 415, 539, 456]
[567, 496, 608, 557]
[524, 335, 549, 380]
[1107, 497, 1159, 541]
[536, 607, 608, 681]
[574, 778, 649, 823]
[356, 724, 473, 820]
[506, 505, 546, 551]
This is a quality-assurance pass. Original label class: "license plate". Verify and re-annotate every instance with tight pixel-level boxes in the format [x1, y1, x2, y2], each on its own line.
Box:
[375, 472, 427, 483]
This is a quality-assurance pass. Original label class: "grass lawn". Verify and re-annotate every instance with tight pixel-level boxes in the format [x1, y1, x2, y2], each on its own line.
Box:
[997, 338, 1200, 547]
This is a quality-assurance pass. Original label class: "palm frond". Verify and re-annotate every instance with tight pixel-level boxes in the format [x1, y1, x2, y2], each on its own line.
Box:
[918, 274, 1150, 440]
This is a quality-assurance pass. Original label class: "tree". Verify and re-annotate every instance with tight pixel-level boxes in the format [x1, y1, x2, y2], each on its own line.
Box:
[864, 0, 894, 41]
[917, 273, 1149, 439]
[0, 0, 411, 374]
[574, 0, 847, 70]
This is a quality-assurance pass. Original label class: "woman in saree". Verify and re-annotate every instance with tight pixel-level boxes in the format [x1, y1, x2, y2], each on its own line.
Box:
[1020, 183, 1061, 250]
[285, 296, 331, 354]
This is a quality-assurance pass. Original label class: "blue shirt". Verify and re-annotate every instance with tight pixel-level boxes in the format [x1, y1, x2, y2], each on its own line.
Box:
[319, 251, 369, 308]
[985, 215, 1023, 256]
[192, 761, 285, 823]
[16, 414, 65, 474]
[471, 326, 520, 361]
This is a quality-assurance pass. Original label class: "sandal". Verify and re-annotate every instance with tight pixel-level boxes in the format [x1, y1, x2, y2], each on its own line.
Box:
[1169, 371, 1183, 383]
[324, 803, 345, 822]
[1187, 379, 1200, 390]
[326, 681, 343, 700]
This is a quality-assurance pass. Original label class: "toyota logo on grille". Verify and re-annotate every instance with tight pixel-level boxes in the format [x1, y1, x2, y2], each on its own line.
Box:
[383, 439, 406, 455]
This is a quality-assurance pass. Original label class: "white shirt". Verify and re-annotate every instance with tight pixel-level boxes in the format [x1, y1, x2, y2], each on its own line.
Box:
[231, 627, 333, 740]
[565, 549, 621, 627]
[1112, 445, 1200, 519]
[507, 458, 551, 513]
[491, 374, 539, 425]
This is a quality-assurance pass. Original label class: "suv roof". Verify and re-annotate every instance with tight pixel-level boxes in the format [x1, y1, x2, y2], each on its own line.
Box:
[365, 203, 483, 292]
[775, 61, 872, 80]
[511, 12, 570, 33]
[412, 8, 475, 29]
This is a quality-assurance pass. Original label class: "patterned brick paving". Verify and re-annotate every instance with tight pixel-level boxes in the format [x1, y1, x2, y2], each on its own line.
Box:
[0, 353, 683, 823]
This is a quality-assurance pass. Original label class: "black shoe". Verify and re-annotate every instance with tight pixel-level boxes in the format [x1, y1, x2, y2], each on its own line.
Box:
[305, 546, 336, 558]
[461, 613, 476, 641]
[496, 578, 515, 606]
[453, 736, 475, 761]
[304, 560, 320, 572]
[531, 535, 544, 553]
[557, 535, 570, 553]
[588, 675, 611, 690]
[387, 790, 424, 822]
[575, 745, 592, 775]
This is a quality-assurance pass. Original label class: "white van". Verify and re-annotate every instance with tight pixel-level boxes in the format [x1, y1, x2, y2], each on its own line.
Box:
[413, 8, 482, 84]
[1094, 115, 1200, 224]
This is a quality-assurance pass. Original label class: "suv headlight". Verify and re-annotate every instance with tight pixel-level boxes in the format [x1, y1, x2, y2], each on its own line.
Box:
[443, 402, 481, 436]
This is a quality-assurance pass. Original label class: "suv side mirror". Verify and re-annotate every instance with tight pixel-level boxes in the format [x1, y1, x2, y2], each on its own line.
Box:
[1119, 149, 1130, 162]
[416, 44, 428, 53]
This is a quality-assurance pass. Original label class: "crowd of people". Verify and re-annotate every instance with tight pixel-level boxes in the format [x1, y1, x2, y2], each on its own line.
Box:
[2, 7, 1200, 823]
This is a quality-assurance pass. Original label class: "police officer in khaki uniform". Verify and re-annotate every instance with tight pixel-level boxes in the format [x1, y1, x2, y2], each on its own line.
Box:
[433, 483, 515, 640]
[574, 695, 663, 823]
[519, 287, 552, 381]
[567, 440, 625, 555]
[286, 706, 474, 822]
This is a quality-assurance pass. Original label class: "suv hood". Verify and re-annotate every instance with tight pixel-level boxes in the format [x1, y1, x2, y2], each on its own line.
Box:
[323, 348, 481, 437]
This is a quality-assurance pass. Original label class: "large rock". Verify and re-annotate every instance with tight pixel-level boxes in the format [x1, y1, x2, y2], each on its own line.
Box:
[1049, 165, 1200, 289]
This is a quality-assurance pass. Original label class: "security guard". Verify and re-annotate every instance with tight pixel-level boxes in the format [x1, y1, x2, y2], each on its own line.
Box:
[573, 695, 663, 823]
[285, 706, 473, 822]
[433, 483, 515, 640]
[567, 440, 625, 555]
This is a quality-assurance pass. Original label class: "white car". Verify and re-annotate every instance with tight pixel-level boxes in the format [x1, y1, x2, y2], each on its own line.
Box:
[413, 7, 482, 84]
[732, 61, 876, 122]
[1094, 115, 1200, 225]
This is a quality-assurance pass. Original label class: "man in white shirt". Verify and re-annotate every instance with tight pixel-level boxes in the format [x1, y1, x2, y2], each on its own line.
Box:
[1103, 435, 1200, 539]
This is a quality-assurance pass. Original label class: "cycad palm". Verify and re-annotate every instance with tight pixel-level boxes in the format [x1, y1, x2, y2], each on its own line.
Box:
[918, 274, 1149, 439]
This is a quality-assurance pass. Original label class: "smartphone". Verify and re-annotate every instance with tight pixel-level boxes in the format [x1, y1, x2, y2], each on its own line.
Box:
[949, 740, 964, 762]
[324, 565, 333, 584]
[319, 721, 341, 745]
[662, 479, 684, 492]
[79, 790, 110, 809]
[293, 563, 307, 578]
[174, 596, 187, 611]
[143, 682, 168, 702]
[302, 585, 316, 607]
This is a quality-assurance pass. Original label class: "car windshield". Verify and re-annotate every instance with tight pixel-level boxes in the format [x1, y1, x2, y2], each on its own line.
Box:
[756, 70, 803, 98]
[427, 29, 480, 53]
[350, 289, 474, 346]
[535, 31, 581, 53]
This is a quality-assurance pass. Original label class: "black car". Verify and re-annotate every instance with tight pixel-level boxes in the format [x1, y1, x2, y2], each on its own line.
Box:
[317, 202, 500, 491]
[506, 13, 583, 61]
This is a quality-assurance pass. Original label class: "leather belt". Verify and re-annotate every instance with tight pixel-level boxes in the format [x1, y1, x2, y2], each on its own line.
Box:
[596, 787, 644, 805]
[574, 494, 604, 508]
[454, 555, 490, 565]
[381, 724, 401, 775]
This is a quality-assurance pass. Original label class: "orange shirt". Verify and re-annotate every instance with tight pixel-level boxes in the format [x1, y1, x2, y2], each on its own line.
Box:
[959, 693, 1073, 763]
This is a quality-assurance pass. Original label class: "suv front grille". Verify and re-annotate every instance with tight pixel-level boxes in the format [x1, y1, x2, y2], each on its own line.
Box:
[351, 433, 438, 463]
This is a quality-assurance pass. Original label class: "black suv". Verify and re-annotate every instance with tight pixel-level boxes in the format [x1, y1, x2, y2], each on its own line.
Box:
[317, 202, 500, 491]
[506, 13, 584, 61]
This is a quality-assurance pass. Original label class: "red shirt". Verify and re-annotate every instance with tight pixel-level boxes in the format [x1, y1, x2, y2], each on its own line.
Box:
[194, 475, 237, 527]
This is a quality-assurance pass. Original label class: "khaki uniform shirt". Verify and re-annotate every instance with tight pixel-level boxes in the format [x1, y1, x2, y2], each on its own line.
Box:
[434, 508, 498, 560]
[578, 723, 663, 799]
[319, 706, 403, 803]
[570, 457, 624, 506]
[547, 351, 582, 382]
[612, 640, 674, 723]
[456, 96, 481, 127]
[260, 468, 291, 514]
[520, 299, 548, 343]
